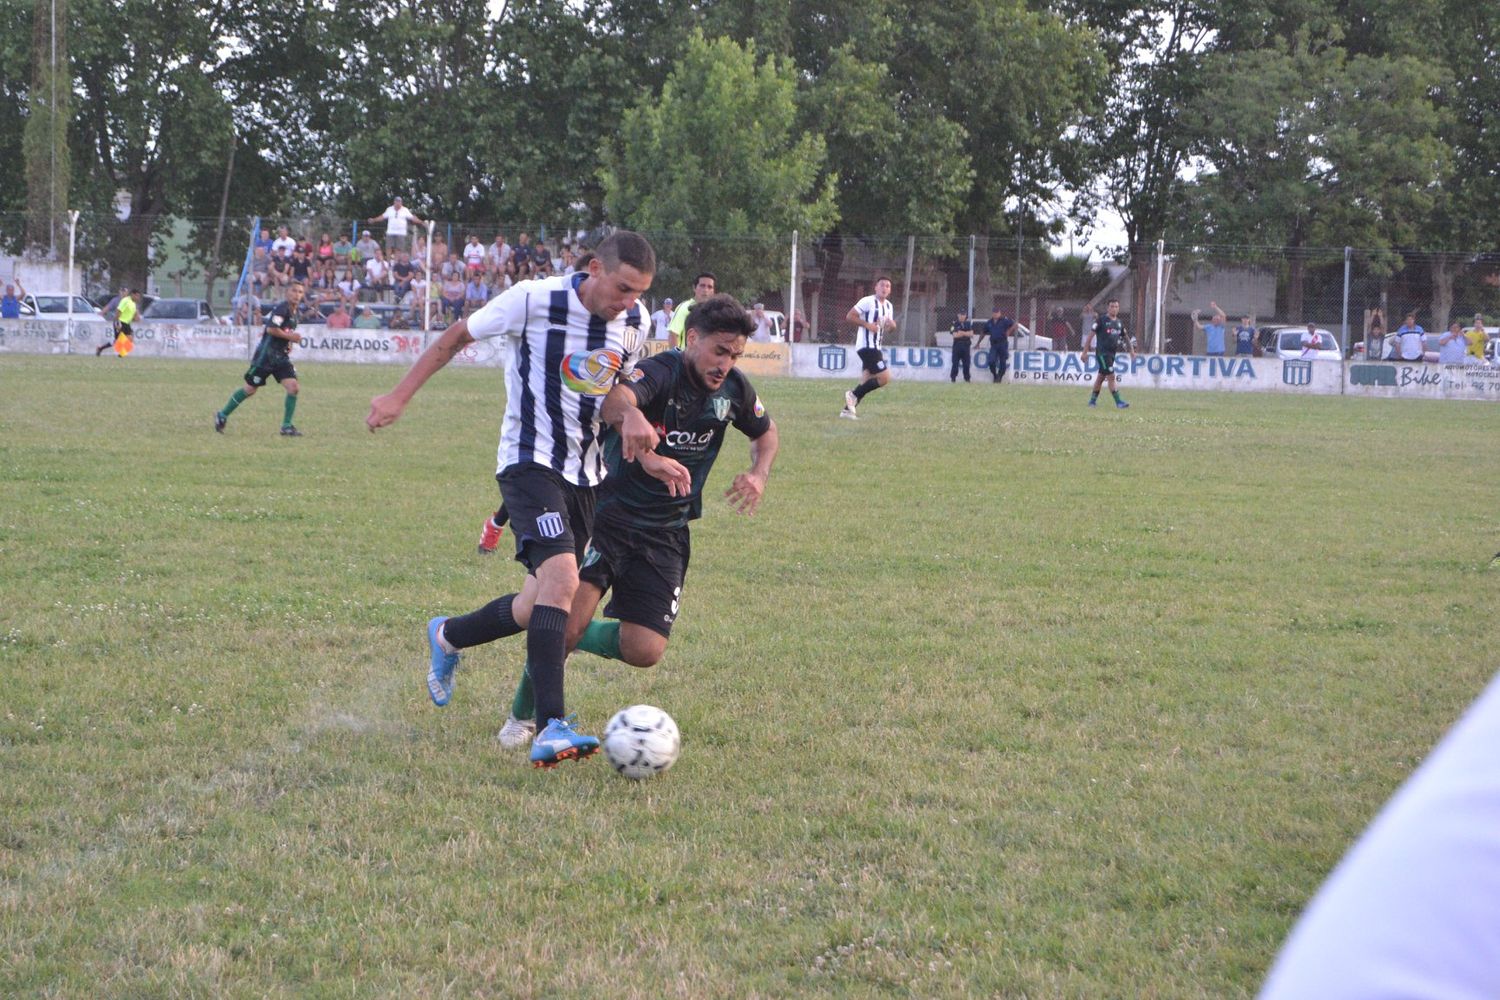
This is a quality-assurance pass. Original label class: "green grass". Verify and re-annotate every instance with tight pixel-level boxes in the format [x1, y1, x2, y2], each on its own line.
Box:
[1, 355, 1496, 997]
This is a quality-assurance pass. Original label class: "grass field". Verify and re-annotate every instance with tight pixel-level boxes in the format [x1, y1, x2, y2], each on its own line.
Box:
[2, 355, 1497, 997]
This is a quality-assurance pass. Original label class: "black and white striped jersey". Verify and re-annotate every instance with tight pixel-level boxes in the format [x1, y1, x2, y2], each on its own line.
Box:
[852, 294, 893, 351]
[467, 272, 648, 486]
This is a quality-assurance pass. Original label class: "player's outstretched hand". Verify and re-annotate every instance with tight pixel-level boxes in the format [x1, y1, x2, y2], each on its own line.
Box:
[639, 452, 691, 497]
[366, 393, 405, 432]
[724, 472, 767, 515]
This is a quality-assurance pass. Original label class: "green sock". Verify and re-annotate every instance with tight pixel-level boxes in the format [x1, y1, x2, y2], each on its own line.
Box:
[1089, 391, 1099, 402]
[282, 393, 298, 427]
[1111, 390, 1122, 403]
[509, 662, 535, 720]
[221, 387, 248, 417]
[575, 620, 622, 661]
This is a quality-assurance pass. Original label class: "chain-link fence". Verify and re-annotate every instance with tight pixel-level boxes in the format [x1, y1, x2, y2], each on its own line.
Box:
[4, 209, 1498, 353]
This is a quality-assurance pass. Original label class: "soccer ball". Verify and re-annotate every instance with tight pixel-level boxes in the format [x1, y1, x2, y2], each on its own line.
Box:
[602, 704, 680, 780]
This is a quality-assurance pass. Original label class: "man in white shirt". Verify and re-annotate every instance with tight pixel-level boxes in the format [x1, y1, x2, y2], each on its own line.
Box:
[839, 277, 896, 420]
[364, 249, 391, 302]
[1300, 323, 1324, 358]
[1396, 312, 1426, 362]
[751, 303, 773, 342]
[463, 235, 486, 274]
[368, 196, 425, 253]
[487, 233, 511, 276]
[271, 225, 296, 257]
[651, 298, 674, 340]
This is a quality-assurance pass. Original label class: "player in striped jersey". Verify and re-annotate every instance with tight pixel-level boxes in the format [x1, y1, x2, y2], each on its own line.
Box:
[839, 276, 896, 420]
[367, 231, 679, 768]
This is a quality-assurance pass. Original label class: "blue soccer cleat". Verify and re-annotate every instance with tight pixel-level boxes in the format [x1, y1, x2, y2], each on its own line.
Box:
[1116, 399, 1130, 409]
[530, 715, 600, 768]
[1087, 398, 1097, 407]
[426, 616, 460, 706]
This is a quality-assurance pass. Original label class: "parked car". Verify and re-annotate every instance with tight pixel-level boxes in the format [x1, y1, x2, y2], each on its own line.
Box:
[137, 297, 224, 325]
[19, 292, 109, 322]
[1262, 325, 1343, 361]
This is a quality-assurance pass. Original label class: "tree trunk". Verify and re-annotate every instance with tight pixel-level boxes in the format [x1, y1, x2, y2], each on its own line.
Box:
[1430, 256, 1454, 331]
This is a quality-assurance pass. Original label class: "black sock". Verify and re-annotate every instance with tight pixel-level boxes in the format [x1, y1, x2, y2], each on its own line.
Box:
[527, 604, 570, 725]
[492, 504, 508, 527]
[852, 377, 881, 402]
[441, 594, 521, 649]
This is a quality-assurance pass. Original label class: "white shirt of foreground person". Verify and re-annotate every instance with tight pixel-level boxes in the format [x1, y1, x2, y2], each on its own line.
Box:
[1260, 669, 1500, 999]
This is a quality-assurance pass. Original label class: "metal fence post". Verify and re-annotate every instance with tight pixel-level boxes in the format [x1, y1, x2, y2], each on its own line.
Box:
[967, 234, 975, 318]
[1154, 239, 1165, 354]
[900, 235, 914, 344]
[787, 230, 798, 342]
[1350, 245, 1362, 355]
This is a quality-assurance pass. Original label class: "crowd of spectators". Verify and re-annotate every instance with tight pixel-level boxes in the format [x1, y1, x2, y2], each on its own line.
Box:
[235, 223, 582, 328]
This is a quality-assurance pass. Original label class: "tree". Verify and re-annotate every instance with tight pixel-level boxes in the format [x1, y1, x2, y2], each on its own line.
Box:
[600, 32, 838, 303]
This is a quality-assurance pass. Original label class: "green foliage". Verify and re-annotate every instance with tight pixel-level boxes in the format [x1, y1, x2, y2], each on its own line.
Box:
[601, 32, 839, 302]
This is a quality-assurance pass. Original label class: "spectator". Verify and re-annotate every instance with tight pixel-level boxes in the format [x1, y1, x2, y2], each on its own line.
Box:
[391, 251, 415, 301]
[440, 272, 466, 322]
[289, 247, 312, 285]
[1367, 309, 1387, 359]
[355, 229, 380, 264]
[367, 195, 425, 253]
[267, 249, 291, 288]
[464, 273, 489, 315]
[252, 228, 274, 255]
[231, 288, 260, 325]
[463, 234, 486, 273]
[316, 233, 335, 270]
[2, 279, 26, 319]
[1047, 306, 1072, 352]
[558, 248, 577, 276]
[651, 297, 674, 341]
[1192, 301, 1228, 356]
[1300, 322, 1324, 358]
[332, 233, 353, 264]
[352, 305, 381, 330]
[488, 232, 511, 276]
[751, 303, 773, 342]
[792, 309, 808, 343]
[1465, 314, 1489, 365]
[1233, 312, 1257, 356]
[327, 301, 351, 329]
[335, 267, 363, 307]
[388, 308, 410, 330]
[1438, 320, 1468, 364]
[513, 232, 532, 272]
[410, 232, 427, 263]
[364, 249, 391, 301]
[981, 305, 1014, 382]
[533, 239, 551, 272]
[408, 273, 429, 322]
[271, 225, 296, 257]
[1396, 311, 1426, 361]
[1080, 303, 1098, 346]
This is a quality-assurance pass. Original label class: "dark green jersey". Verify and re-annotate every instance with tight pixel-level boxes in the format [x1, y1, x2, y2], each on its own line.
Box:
[251, 301, 298, 367]
[1092, 316, 1125, 355]
[599, 350, 772, 528]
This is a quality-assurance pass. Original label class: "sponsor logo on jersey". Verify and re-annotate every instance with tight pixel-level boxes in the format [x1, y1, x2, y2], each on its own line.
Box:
[560, 348, 624, 395]
[753, 395, 765, 418]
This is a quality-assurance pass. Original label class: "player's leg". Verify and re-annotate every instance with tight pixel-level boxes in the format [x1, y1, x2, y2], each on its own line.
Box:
[217, 373, 261, 430]
[588, 524, 687, 669]
[1108, 371, 1128, 408]
[477, 501, 509, 555]
[499, 576, 606, 748]
[279, 374, 301, 435]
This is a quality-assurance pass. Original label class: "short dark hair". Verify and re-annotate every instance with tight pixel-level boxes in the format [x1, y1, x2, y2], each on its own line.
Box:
[594, 230, 656, 275]
[694, 272, 716, 287]
[875, 275, 892, 285]
[1106, 297, 1120, 306]
[685, 294, 754, 340]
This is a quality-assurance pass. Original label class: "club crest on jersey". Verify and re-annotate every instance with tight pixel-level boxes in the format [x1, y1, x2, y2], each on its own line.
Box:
[560, 348, 624, 395]
[536, 510, 565, 539]
[712, 397, 730, 421]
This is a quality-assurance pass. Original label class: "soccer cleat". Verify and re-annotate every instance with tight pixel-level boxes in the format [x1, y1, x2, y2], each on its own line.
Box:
[214, 412, 226, 433]
[477, 517, 504, 555]
[426, 616, 460, 707]
[496, 715, 537, 750]
[280, 425, 303, 437]
[529, 715, 600, 768]
[1087, 398, 1097, 407]
[839, 407, 859, 420]
[1115, 400, 1130, 409]
[843, 390, 858, 412]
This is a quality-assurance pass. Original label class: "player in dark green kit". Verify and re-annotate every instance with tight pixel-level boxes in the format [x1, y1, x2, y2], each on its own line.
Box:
[1083, 296, 1135, 409]
[497, 294, 780, 748]
[214, 282, 307, 435]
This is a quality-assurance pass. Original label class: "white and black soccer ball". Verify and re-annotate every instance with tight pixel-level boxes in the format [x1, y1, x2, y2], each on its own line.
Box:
[602, 704, 680, 780]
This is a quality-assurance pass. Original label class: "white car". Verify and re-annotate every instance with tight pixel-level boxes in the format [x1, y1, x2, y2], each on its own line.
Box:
[19, 292, 108, 322]
[1265, 325, 1342, 361]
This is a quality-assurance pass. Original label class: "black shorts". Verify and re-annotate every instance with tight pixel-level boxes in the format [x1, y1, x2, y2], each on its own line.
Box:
[579, 511, 690, 638]
[1096, 352, 1118, 376]
[116, 322, 133, 338]
[245, 357, 297, 385]
[856, 347, 887, 375]
[497, 464, 596, 572]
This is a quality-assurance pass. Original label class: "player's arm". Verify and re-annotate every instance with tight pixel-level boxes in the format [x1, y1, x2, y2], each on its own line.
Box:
[845, 305, 873, 332]
[366, 318, 474, 430]
[725, 419, 779, 515]
[1081, 330, 1094, 357]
